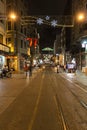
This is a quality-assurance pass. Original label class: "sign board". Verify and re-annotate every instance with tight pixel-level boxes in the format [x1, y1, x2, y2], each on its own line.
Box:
[0, 44, 10, 52]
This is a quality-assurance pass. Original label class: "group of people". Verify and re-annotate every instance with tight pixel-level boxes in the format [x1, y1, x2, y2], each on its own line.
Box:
[0, 65, 12, 78]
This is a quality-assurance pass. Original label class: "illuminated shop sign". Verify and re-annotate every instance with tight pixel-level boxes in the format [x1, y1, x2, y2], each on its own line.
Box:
[0, 44, 10, 52]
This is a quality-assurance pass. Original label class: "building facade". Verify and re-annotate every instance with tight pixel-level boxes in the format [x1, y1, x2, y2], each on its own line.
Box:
[6, 0, 30, 72]
[71, 0, 87, 71]
[53, 32, 65, 66]
[0, 0, 10, 69]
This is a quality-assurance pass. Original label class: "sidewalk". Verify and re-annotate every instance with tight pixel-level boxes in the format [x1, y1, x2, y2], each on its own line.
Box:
[75, 70, 87, 86]
[12, 67, 40, 79]
[59, 68, 87, 86]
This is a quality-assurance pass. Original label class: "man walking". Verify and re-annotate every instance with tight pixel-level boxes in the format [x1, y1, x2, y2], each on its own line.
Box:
[28, 63, 32, 76]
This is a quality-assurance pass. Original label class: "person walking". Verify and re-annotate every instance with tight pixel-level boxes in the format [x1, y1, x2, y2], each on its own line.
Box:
[57, 64, 60, 73]
[29, 63, 32, 76]
[24, 62, 28, 77]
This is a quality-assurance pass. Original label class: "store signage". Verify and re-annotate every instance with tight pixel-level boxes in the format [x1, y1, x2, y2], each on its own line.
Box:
[26, 38, 38, 47]
[0, 44, 10, 52]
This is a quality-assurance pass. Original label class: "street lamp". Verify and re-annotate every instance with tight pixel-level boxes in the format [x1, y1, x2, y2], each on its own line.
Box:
[9, 13, 17, 20]
[76, 13, 85, 22]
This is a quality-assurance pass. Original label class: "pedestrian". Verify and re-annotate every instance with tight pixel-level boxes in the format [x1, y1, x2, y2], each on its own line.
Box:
[29, 63, 32, 76]
[2, 65, 8, 76]
[24, 62, 28, 76]
[64, 64, 66, 72]
[57, 64, 59, 73]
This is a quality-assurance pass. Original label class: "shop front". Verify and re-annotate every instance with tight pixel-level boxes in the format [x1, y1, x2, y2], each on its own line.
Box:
[0, 55, 6, 69]
[6, 56, 17, 71]
[0, 43, 10, 69]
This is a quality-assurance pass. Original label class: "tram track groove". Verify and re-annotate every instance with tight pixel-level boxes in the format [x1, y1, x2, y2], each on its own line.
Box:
[47, 70, 70, 130]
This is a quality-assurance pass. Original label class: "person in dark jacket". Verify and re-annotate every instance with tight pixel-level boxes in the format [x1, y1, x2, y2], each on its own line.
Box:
[29, 63, 32, 76]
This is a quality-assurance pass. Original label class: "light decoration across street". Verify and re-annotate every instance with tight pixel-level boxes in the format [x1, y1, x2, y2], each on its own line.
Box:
[36, 18, 43, 25]
[36, 17, 58, 27]
[21, 15, 73, 28]
[51, 20, 58, 27]
[45, 16, 50, 20]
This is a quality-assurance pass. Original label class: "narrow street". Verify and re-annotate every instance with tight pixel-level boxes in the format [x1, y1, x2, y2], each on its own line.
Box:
[0, 67, 87, 130]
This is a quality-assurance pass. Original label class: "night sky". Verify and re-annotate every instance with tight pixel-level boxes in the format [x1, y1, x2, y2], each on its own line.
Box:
[28, 0, 68, 50]
[28, 0, 67, 15]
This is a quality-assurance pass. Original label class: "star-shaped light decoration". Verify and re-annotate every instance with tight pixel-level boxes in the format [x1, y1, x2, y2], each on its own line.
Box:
[45, 16, 50, 20]
[51, 20, 58, 27]
[36, 18, 43, 25]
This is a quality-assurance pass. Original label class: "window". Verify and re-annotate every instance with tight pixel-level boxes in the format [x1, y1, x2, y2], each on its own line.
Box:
[7, 38, 11, 42]
[0, 34, 3, 44]
[7, 5, 11, 15]
[21, 11, 23, 16]
[24, 41, 26, 48]
[6, 37, 11, 46]
[14, 22, 17, 30]
[24, 28, 26, 35]
[0, 0, 4, 3]
[8, 21, 11, 30]
[0, 20, 4, 24]
[21, 25, 23, 33]
[21, 40, 23, 48]
[85, 3, 87, 9]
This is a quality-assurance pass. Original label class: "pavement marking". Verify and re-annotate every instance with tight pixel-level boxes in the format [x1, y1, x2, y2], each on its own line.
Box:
[28, 74, 44, 130]
[80, 101, 87, 109]
[60, 74, 87, 110]
[54, 96, 67, 130]
[74, 84, 87, 93]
